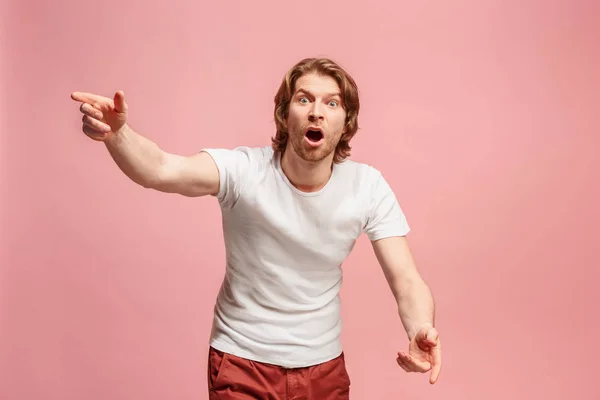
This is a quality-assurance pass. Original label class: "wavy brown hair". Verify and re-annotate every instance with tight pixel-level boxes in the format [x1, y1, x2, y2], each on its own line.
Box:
[272, 57, 360, 163]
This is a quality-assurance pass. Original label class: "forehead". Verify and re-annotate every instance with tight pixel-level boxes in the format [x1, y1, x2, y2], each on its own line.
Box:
[294, 73, 341, 96]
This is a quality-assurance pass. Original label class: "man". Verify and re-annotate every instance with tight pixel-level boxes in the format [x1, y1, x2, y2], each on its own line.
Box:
[71, 57, 442, 399]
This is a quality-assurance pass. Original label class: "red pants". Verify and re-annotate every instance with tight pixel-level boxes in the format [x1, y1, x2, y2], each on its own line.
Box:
[207, 346, 351, 399]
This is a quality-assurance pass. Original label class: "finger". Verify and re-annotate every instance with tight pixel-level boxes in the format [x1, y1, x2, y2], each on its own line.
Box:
[79, 103, 104, 120]
[398, 352, 431, 373]
[429, 362, 441, 384]
[82, 115, 111, 133]
[429, 347, 442, 384]
[113, 90, 128, 114]
[82, 124, 107, 141]
[396, 356, 414, 373]
[71, 92, 110, 105]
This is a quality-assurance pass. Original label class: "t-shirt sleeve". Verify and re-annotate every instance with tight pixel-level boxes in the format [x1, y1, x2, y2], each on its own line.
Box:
[200, 147, 252, 209]
[363, 170, 411, 241]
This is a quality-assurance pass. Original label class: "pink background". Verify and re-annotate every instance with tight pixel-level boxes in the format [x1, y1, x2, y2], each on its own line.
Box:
[2, 0, 599, 399]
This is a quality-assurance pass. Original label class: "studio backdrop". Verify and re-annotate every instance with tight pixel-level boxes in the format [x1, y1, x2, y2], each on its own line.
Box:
[1, 1, 599, 399]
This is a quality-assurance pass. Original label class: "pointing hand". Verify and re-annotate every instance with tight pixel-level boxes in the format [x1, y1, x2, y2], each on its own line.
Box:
[71, 90, 128, 141]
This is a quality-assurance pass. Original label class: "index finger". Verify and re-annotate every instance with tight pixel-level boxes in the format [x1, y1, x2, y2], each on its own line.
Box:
[429, 346, 442, 384]
[71, 92, 109, 105]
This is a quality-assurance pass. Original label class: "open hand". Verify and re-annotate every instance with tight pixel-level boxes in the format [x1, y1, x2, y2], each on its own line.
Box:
[71, 91, 128, 141]
[397, 325, 442, 384]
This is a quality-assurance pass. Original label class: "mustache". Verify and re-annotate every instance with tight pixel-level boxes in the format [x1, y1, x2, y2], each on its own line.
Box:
[295, 123, 324, 134]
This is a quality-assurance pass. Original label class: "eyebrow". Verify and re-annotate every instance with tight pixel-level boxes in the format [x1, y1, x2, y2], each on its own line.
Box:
[295, 88, 341, 98]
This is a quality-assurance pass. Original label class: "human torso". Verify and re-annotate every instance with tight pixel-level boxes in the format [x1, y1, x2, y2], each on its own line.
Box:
[209, 147, 377, 367]
[203, 146, 408, 368]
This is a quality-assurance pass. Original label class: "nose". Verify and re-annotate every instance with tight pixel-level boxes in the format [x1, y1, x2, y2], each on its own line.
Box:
[308, 103, 324, 121]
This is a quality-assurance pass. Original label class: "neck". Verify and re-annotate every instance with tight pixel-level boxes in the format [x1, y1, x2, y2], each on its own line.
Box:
[280, 146, 334, 193]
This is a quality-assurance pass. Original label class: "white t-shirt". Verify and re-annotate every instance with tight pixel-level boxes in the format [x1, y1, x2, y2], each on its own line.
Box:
[201, 146, 410, 368]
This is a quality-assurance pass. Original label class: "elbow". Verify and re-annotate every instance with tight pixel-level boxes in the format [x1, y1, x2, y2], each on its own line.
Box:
[143, 153, 173, 190]
[136, 168, 164, 190]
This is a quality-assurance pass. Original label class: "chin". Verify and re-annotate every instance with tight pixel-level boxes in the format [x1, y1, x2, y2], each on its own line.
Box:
[298, 153, 323, 163]
[296, 146, 333, 163]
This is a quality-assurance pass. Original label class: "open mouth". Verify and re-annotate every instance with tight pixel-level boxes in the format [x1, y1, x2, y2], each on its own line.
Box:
[305, 129, 324, 143]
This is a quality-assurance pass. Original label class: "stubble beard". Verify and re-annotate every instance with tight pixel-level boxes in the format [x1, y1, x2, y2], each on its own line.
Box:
[289, 128, 338, 163]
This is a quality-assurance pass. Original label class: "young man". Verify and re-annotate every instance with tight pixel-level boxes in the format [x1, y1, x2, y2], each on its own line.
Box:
[71, 58, 442, 399]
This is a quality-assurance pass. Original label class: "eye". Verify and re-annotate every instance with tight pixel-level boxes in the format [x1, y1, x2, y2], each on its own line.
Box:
[299, 97, 309, 104]
[328, 100, 338, 107]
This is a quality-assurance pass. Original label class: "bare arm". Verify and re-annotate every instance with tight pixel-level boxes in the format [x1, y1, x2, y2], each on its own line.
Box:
[371, 236, 435, 340]
[72, 91, 219, 197]
[372, 235, 442, 384]
[104, 124, 219, 197]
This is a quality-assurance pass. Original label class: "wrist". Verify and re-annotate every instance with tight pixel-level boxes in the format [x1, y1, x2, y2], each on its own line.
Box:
[104, 123, 128, 146]
[113, 123, 130, 137]
[408, 322, 434, 341]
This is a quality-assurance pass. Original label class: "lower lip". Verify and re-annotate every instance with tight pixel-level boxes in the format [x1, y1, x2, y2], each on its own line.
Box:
[304, 136, 324, 147]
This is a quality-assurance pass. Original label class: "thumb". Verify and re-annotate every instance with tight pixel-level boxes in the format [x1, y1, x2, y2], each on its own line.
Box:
[113, 90, 128, 113]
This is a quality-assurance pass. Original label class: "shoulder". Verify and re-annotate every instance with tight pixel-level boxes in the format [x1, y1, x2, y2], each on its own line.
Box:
[334, 158, 385, 186]
[230, 145, 274, 165]
[333, 158, 400, 208]
[201, 146, 274, 208]
[203, 145, 274, 168]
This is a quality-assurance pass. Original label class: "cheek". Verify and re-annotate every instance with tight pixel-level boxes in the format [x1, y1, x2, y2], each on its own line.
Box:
[334, 114, 347, 132]
[286, 109, 302, 128]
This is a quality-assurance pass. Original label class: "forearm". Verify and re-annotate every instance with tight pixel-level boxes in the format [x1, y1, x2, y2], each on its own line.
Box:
[393, 273, 435, 340]
[104, 124, 166, 188]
